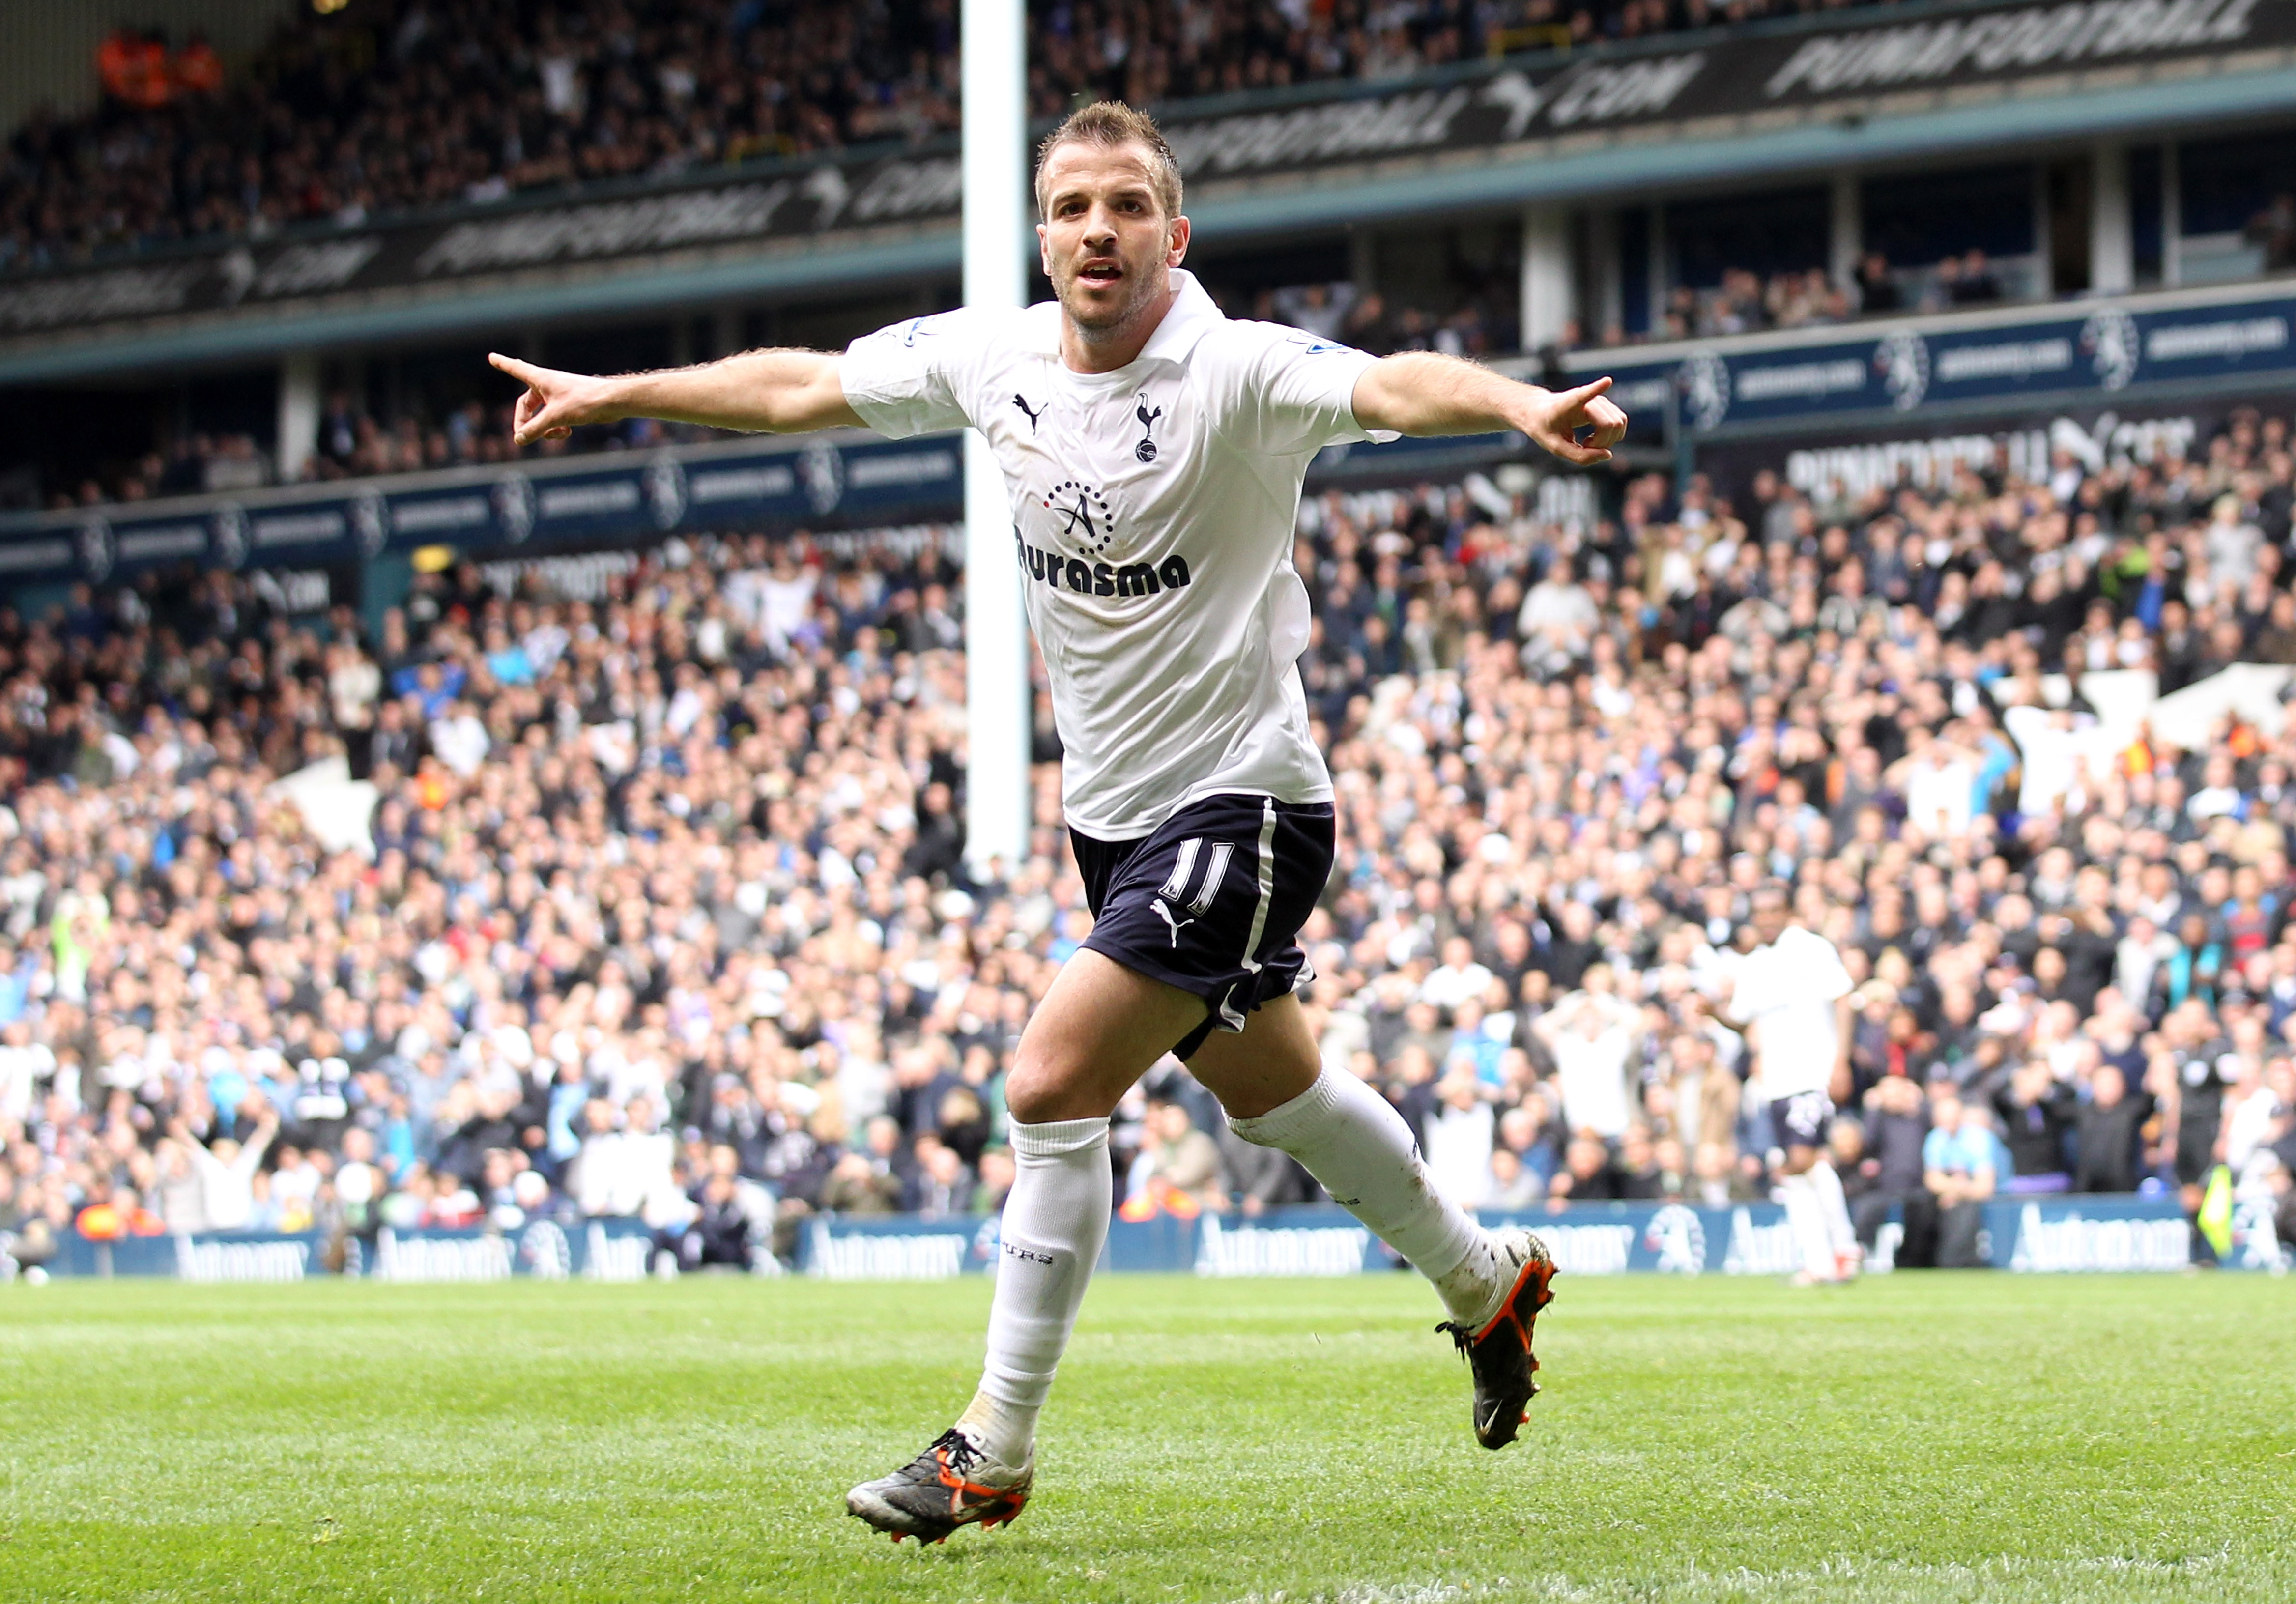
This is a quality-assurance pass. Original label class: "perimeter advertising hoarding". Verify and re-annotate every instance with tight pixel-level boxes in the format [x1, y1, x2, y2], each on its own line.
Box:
[0, 427, 1512, 590]
[0, 0, 2287, 343]
[796, 1197, 2273, 1280]
[2, 286, 2293, 589]
[7, 1220, 660, 1282]
[1691, 395, 2257, 505]
[1570, 284, 2296, 448]
[12, 1198, 2280, 1280]
[0, 432, 964, 590]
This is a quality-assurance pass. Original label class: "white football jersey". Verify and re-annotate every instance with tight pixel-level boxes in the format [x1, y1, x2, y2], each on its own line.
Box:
[1728, 925, 1854, 1100]
[839, 270, 1389, 839]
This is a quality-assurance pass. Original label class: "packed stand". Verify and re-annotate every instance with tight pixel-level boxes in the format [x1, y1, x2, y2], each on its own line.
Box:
[1252, 281, 1521, 365]
[3, 0, 1907, 272]
[1632, 251, 2018, 347]
[7, 400, 2296, 1274]
[1599, 192, 2291, 349]
[51, 389, 731, 509]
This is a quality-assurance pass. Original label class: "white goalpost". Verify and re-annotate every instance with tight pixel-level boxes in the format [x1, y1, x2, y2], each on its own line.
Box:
[959, 0, 1032, 882]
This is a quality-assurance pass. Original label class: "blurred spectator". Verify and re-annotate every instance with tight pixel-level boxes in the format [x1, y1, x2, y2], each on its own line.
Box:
[1993, 1060, 2078, 1194]
[2246, 192, 2296, 275]
[170, 1098, 278, 1232]
[1534, 987, 1635, 1141]
[1125, 1098, 1226, 1215]
[1855, 253, 1902, 316]
[1923, 1089, 2003, 1268]
[1423, 1071, 1496, 1207]
[1219, 1114, 1317, 1215]
[1853, 1074, 1936, 1265]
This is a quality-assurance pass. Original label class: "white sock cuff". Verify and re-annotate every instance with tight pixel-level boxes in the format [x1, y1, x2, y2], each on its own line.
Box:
[1008, 1115, 1110, 1160]
[1226, 1069, 1347, 1148]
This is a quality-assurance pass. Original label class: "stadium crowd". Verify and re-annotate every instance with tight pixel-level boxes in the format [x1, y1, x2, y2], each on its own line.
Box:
[51, 289, 1521, 507]
[1647, 250, 2013, 345]
[4, 0, 1901, 271]
[52, 391, 734, 509]
[7, 396, 2296, 1276]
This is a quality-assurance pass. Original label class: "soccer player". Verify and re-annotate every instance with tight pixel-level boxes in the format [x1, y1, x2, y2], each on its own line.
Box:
[1704, 886, 1861, 1284]
[488, 101, 1627, 1543]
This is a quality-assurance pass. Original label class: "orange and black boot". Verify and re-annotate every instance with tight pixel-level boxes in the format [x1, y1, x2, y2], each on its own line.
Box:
[846, 1429, 1031, 1543]
[1436, 1228, 1557, 1449]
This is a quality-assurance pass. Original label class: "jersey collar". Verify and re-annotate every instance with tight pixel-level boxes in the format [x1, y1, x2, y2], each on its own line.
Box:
[1134, 270, 1220, 367]
[1026, 269, 1221, 372]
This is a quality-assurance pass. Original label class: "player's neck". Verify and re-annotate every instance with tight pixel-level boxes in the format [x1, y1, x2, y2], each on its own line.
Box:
[1059, 281, 1178, 375]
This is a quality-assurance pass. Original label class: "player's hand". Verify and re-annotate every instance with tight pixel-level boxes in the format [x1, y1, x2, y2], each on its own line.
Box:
[1525, 375, 1627, 466]
[489, 353, 624, 445]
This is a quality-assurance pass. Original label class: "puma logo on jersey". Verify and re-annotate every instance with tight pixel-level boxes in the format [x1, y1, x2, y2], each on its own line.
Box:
[1013, 394, 1043, 432]
[1150, 898, 1195, 946]
[1133, 397, 1163, 462]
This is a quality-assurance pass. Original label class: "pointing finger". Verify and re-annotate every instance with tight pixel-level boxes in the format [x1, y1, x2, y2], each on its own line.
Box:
[1544, 433, 1612, 467]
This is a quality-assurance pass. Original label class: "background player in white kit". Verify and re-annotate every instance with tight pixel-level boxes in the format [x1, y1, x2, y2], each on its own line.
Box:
[1705, 886, 1861, 1284]
[488, 102, 1627, 1542]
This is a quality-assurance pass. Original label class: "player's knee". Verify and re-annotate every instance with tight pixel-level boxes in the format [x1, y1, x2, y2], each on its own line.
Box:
[1004, 1045, 1102, 1124]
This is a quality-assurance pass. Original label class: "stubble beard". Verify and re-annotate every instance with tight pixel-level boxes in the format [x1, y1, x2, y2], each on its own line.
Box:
[1058, 258, 1166, 349]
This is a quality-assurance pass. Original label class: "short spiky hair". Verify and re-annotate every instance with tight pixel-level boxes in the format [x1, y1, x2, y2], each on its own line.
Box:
[1033, 101, 1183, 221]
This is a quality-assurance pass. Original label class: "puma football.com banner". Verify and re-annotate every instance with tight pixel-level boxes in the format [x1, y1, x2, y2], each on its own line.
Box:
[0, 0, 2289, 342]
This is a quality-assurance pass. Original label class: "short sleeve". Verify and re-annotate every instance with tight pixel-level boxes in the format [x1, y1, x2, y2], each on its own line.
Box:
[840, 310, 986, 439]
[1782, 927, 1854, 1002]
[1232, 323, 1398, 456]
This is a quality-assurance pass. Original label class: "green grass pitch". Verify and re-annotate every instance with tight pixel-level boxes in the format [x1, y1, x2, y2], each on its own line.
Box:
[1, 1272, 2291, 1603]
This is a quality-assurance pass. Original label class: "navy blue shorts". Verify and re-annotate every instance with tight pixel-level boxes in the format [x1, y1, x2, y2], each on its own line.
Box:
[1769, 1091, 1834, 1152]
[1070, 794, 1336, 1061]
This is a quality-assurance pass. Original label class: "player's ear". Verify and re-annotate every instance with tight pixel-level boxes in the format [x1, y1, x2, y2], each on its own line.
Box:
[1166, 214, 1190, 267]
[1037, 221, 1053, 279]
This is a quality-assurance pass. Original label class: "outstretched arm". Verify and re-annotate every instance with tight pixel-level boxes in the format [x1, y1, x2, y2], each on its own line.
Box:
[1689, 989, 1750, 1038]
[488, 348, 863, 445]
[1351, 353, 1627, 465]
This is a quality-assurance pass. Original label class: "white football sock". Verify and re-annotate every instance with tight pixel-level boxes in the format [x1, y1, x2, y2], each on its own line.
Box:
[957, 1115, 1110, 1466]
[1808, 1159, 1857, 1259]
[1229, 1068, 1501, 1326]
[1774, 1170, 1835, 1280]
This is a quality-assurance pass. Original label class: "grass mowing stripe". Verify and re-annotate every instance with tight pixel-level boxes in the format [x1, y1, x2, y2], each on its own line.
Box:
[0, 1273, 2290, 1603]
